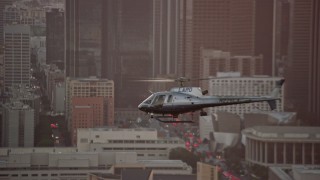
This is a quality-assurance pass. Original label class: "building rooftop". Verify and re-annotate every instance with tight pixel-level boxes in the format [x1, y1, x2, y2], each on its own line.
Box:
[82, 127, 157, 132]
[242, 126, 320, 141]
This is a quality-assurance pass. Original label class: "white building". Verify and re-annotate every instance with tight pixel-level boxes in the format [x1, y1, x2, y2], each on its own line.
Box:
[200, 49, 263, 82]
[242, 126, 320, 167]
[0, 147, 192, 179]
[207, 74, 284, 117]
[1, 101, 34, 147]
[4, 24, 30, 90]
[77, 128, 185, 160]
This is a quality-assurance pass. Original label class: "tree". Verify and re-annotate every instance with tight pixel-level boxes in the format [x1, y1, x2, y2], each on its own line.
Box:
[169, 147, 200, 173]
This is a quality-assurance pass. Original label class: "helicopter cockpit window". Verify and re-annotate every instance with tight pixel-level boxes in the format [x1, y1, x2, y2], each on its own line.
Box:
[152, 95, 166, 106]
[143, 94, 155, 104]
[167, 95, 173, 103]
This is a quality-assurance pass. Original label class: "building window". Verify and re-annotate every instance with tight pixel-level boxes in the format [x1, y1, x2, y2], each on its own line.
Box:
[95, 135, 100, 138]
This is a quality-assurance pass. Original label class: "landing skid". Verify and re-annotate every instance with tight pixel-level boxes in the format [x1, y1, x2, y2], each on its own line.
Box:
[152, 115, 194, 123]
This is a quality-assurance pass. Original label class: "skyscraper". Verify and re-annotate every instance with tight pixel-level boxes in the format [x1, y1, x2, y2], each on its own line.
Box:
[113, 0, 153, 108]
[4, 25, 31, 90]
[2, 101, 34, 147]
[254, 0, 274, 76]
[46, 8, 64, 69]
[66, 77, 114, 132]
[71, 97, 105, 145]
[153, 0, 180, 76]
[65, 0, 152, 108]
[183, 0, 255, 80]
[285, 0, 320, 125]
[65, 0, 107, 78]
[0, 0, 12, 53]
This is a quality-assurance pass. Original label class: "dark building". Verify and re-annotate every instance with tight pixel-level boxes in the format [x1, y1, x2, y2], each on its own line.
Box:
[65, 0, 107, 78]
[153, 0, 180, 77]
[46, 8, 64, 70]
[0, 0, 12, 54]
[113, 0, 153, 108]
[65, 0, 153, 108]
[254, 0, 274, 76]
[254, 0, 290, 76]
[182, 0, 255, 80]
[285, 0, 320, 125]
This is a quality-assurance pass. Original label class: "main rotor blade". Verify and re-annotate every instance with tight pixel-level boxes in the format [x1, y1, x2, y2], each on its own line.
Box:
[132, 79, 175, 83]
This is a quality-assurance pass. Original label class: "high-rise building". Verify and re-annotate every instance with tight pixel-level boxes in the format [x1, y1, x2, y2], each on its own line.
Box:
[273, 0, 290, 77]
[285, 0, 320, 125]
[46, 8, 64, 69]
[3, 25, 30, 90]
[3, 5, 46, 25]
[1, 101, 34, 147]
[254, 0, 274, 76]
[0, 0, 12, 53]
[200, 49, 263, 79]
[9, 84, 41, 125]
[66, 77, 114, 132]
[184, 0, 255, 80]
[153, 0, 180, 76]
[207, 75, 284, 117]
[71, 97, 105, 145]
[65, 0, 152, 108]
[65, 0, 109, 78]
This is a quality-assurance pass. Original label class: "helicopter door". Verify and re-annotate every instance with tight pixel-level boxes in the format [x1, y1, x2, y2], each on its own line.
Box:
[167, 95, 173, 104]
[152, 95, 166, 107]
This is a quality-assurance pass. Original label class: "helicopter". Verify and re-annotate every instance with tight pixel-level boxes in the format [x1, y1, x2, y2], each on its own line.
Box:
[137, 77, 285, 123]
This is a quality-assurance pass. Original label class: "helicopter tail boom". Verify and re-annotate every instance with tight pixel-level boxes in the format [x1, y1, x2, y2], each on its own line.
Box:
[269, 79, 285, 98]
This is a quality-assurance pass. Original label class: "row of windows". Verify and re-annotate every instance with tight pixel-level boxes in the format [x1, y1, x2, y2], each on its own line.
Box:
[103, 147, 167, 151]
[0, 173, 87, 177]
[107, 140, 180, 144]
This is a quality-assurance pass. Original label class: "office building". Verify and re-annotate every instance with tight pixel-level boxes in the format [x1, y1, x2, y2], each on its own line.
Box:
[66, 77, 114, 131]
[242, 126, 320, 167]
[153, 0, 180, 76]
[46, 8, 64, 69]
[65, 0, 108, 78]
[183, 0, 255, 80]
[45, 64, 64, 103]
[65, 0, 152, 108]
[1, 101, 34, 147]
[273, 0, 290, 76]
[0, 147, 192, 179]
[9, 84, 40, 125]
[285, 0, 320, 125]
[77, 128, 185, 160]
[3, 24, 30, 90]
[71, 97, 105, 145]
[0, 0, 12, 53]
[3, 5, 46, 25]
[207, 75, 284, 117]
[200, 49, 263, 82]
[52, 82, 65, 113]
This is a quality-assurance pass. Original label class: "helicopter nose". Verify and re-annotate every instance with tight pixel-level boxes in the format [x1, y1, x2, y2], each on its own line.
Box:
[138, 103, 145, 111]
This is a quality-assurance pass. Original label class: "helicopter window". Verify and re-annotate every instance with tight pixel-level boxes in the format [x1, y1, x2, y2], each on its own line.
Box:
[152, 95, 166, 106]
[167, 95, 173, 103]
[143, 94, 155, 104]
